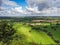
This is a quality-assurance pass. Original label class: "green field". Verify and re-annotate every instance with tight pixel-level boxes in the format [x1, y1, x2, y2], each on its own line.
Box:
[13, 23, 55, 44]
[13, 22, 60, 45]
[0, 20, 60, 45]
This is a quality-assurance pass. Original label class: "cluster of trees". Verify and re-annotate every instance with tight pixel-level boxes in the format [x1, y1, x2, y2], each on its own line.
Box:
[0, 21, 16, 45]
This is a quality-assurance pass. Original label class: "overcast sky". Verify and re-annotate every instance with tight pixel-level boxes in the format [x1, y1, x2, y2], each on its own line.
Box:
[0, 0, 60, 17]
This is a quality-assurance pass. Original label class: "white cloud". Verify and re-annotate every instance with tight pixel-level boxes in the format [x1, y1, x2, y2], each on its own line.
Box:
[27, 0, 60, 7]
[25, 6, 60, 16]
[26, 0, 60, 16]
[26, 0, 60, 10]
[2, 0, 18, 6]
[15, 7, 23, 13]
[26, 7, 40, 13]
[0, 0, 60, 16]
[0, 7, 26, 16]
[0, 0, 26, 17]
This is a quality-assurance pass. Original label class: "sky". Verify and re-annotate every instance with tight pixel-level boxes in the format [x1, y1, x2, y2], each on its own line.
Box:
[0, 0, 60, 17]
[11, 0, 27, 9]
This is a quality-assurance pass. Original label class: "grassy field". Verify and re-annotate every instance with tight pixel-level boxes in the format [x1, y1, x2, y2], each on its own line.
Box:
[0, 20, 60, 45]
[13, 22, 60, 45]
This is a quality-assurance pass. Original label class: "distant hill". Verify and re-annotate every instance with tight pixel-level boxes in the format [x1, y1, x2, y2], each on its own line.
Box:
[0, 16, 60, 20]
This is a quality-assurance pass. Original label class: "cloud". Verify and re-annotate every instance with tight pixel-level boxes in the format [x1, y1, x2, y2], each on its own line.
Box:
[26, 7, 40, 13]
[26, 0, 60, 16]
[27, 0, 60, 7]
[0, 0, 26, 17]
[0, 0, 19, 10]
[26, 0, 60, 9]
[0, 0, 60, 16]
[0, 6, 27, 17]
[0, 0, 2, 6]
[2, 0, 18, 6]
[26, 7, 59, 15]
[15, 7, 24, 13]
[26, 0, 48, 10]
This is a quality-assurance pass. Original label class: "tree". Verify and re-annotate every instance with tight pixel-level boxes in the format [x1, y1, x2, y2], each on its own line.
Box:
[0, 21, 16, 45]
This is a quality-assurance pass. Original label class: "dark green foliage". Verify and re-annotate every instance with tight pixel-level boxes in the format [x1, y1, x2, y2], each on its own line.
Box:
[0, 21, 16, 45]
[54, 40, 60, 44]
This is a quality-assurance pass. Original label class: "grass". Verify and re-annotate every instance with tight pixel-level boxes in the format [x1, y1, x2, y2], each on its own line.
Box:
[13, 22, 56, 45]
[31, 30, 55, 44]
